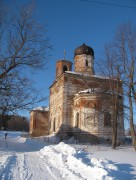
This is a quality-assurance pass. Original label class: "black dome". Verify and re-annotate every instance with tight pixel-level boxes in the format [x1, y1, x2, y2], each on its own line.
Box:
[74, 43, 94, 57]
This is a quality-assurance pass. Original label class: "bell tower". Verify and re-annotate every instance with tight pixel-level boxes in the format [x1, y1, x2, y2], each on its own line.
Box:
[56, 60, 72, 79]
[74, 43, 95, 75]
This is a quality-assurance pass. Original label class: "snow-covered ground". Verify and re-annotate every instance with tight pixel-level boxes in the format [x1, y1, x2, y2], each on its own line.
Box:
[0, 131, 136, 180]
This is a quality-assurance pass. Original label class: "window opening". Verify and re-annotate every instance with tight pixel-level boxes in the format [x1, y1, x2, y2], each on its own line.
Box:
[86, 60, 88, 66]
[75, 112, 79, 128]
[63, 66, 68, 73]
[104, 112, 111, 127]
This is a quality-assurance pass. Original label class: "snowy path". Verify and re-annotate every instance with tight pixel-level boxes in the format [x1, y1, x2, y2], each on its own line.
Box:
[0, 141, 83, 180]
[0, 131, 136, 180]
[0, 133, 57, 180]
[0, 150, 56, 180]
[5, 152, 55, 180]
[0, 133, 83, 180]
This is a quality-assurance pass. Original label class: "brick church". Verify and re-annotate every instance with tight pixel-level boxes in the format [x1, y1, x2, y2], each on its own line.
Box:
[30, 43, 124, 143]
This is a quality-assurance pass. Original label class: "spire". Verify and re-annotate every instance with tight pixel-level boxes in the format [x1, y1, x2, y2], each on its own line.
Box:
[64, 49, 66, 60]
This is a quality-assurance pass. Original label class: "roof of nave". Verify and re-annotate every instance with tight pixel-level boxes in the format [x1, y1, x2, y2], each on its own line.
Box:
[65, 71, 112, 80]
[49, 70, 121, 89]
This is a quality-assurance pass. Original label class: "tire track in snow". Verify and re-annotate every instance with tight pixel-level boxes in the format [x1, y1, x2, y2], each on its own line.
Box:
[0, 152, 56, 180]
[13, 153, 32, 180]
[0, 154, 17, 180]
[13, 152, 56, 180]
[25, 152, 56, 180]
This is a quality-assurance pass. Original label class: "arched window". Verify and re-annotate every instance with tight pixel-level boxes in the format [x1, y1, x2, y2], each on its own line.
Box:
[63, 66, 68, 73]
[104, 112, 111, 127]
[58, 114, 60, 127]
[75, 112, 79, 128]
[53, 118, 56, 132]
[86, 60, 88, 67]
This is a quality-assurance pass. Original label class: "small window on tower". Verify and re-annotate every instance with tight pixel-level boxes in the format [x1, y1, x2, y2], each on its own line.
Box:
[86, 60, 88, 67]
[63, 66, 68, 73]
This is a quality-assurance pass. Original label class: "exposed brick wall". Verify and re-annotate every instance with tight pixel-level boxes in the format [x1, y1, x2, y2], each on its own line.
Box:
[74, 54, 94, 75]
[49, 71, 124, 143]
[56, 60, 72, 80]
[31, 54, 124, 143]
[49, 75, 65, 134]
[30, 110, 49, 137]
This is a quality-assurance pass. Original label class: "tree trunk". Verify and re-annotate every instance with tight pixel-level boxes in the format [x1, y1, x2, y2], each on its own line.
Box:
[111, 71, 120, 149]
[129, 87, 136, 151]
[111, 106, 117, 149]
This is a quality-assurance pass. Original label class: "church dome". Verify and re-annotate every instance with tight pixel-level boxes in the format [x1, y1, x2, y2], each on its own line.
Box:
[74, 43, 94, 57]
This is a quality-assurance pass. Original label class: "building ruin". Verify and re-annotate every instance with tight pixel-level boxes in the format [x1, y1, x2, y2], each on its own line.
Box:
[30, 43, 124, 143]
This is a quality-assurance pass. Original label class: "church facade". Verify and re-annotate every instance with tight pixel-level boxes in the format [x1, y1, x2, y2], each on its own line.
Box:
[30, 43, 124, 143]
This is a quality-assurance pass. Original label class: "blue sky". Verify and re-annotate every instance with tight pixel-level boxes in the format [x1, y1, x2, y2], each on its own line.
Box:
[35, 0, 136, 106]
[6, 0, 136, 118]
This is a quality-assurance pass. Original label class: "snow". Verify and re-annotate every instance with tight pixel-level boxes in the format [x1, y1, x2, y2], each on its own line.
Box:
[78, 88, 105, 94]
[32, 106, 49, 111]
[77, 88, 123, 97]
[0, 131, 136, 180]
[66, 71, 112, 80]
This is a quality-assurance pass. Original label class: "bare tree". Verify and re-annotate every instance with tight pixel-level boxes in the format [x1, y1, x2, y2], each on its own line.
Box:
[118, 23, 136, 151]
[104, 46, 124, 149]
[103, 23, 136, 151]
[0, 2, 51, 129]
[7, 115, 29, 132]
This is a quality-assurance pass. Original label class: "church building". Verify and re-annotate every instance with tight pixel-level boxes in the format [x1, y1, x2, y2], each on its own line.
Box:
[30, 43, 124, 143]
